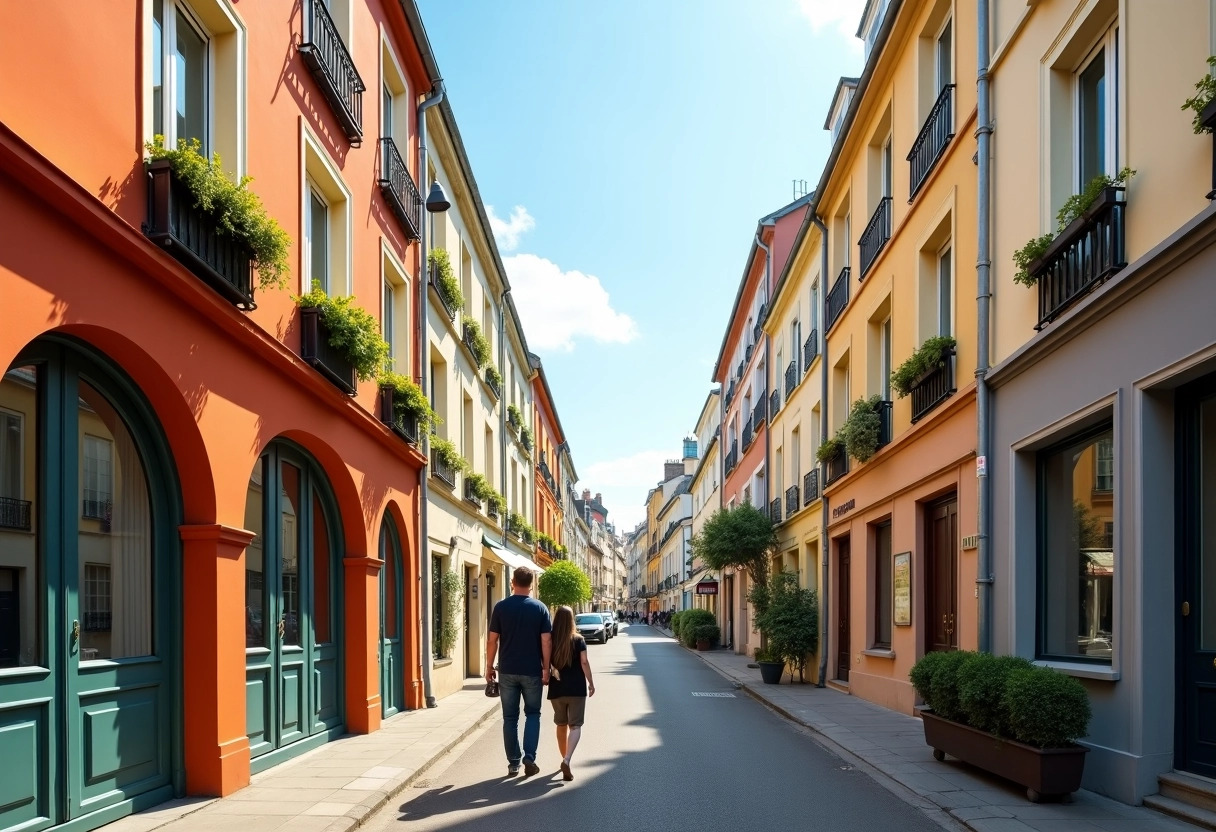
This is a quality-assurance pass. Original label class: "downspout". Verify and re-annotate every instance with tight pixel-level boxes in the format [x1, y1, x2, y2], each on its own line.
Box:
[755, 233, 771, 656]
[718, 373, 730, 648]
[812, 213, 831, 688]
[498, 290, 512, 544]
[976, 0, 994, 654]
[417, 80, 445, 708]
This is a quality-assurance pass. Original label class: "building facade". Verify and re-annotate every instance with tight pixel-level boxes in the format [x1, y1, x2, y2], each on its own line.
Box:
[528, 354, 564, 568]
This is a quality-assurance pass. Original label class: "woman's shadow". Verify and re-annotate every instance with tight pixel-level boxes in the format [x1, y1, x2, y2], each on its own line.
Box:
[397, 772, 565, 822]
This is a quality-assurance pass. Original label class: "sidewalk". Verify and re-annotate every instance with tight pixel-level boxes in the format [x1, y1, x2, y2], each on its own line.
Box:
[661, 626, 1196, 832]
[104, 681, 500, 832]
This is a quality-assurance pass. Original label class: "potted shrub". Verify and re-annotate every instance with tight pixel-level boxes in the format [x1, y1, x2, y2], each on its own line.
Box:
[378, 370, 436, 443]
[816, 435, 844, 465]
[677, 609, 717, 649]
[910, 650, 1092, 802]
[428, 249, 463, 320]
[465, 471, 495, 506]
[461, 316, 492, 368]
[754, 648, 786, 685]
[755, 572, 819, 683]
[428, 435, 467, 486]
[890, 336, 956, 397]
[1182, 56, 1216, 133]
[693, 623, 719, 651]
[840, 395, 883, 462]
[296, 284, 389, 395]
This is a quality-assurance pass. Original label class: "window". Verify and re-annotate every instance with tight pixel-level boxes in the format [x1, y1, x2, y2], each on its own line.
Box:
[301, 125, 352, 295]
[432, 557, 444, 658]
[152, 0, 209, 148]
[83, 436, 113, 520]
[791, 428, 801, 488]
[1, 409, 22, 500]
[1037, 423, 1116, 662]
[383, 245, 410, 369]
[1093, 436, 1114, 492]
[790, 319, 801, 374]
[936, 18, 952, 89]
[1076, 29, 1117, 188]
[83, 564, 112, 633]
[880, 317, 892, 401]
[881, 137, 893, 198]
[810, 279, 820, 335]
[306, 187, 329, 293]
[873, 522, 892, 648]
[937, 245, 952, 336]
[383, 280, 394, 360]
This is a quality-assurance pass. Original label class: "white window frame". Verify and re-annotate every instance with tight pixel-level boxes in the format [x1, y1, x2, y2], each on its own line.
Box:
[0, 408, 23, 501]
[82, 435, 113, 518]
[1073, 27, 1118, 189]
[935, 16, 953, 90]
[305, 183, 330, 294]
[381, 241, 411, 371]
[300, 120, 353, 296]
[937, 242, 953, 337]
[152, 0, 213, 151]
[83, 563, 112, 633]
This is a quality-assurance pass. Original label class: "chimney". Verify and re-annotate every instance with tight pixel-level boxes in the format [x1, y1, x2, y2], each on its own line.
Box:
[664, 461, 684, 481]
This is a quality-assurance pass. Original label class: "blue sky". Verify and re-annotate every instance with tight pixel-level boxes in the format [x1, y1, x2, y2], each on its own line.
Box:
[417, 0, 866, 531]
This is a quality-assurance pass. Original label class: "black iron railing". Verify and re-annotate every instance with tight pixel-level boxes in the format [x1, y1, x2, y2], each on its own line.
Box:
[769, 498, 781, 524]
[378, 385, 419, 444]
[485, 369, 501, 399]
[507, 408, 520, 431]
[754, 304, 766, 343]
[785, 485, 800, 516]
[725, 379, 736, 407]
[910, 350, 956, 423]
[143, 162, 255, 309]
[784, 360, 797, 400]
[752, 395, 766, 427]
[0, 497, 31, 531]
[826, 267, 850, 332]
[82, 611, 112, 632]
[877, 399, 893, 448]
[803, 469, 819, 504]
[378, 138, 421, 241]
[908, 85, 955, 199]
[737, 359, 745, 381]
[725, 440, 738, 474]
[803, 329, 818, 375]
[859, 197, 892, 279]
[770, 389, 780, 416]
[463, 478, 482, 508]
[431, 451, 456, 488]
[746, 342, 754, 361]
[824, 452, 850, 485]
[1031, 187, 1127, 330]
[82, 497, 112, 533]
[742, 418, 754, 450]
[430, 264, 458, 321]
[299, 307, 357, 395]
[299, 0, 365, 144]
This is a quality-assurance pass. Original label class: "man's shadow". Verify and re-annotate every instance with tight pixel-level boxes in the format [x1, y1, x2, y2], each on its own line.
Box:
[397, 772, 565, 821]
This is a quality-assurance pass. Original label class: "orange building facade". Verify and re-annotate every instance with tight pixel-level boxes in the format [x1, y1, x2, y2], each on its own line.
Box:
[0, 0, 438, 828]
[528, 355, 564, 567]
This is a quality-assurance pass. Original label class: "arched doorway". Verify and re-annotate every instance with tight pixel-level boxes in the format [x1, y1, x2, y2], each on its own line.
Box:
[0, 338, 180, 832]
[243, 441, 344, 771]
[378, 516, 405, 718]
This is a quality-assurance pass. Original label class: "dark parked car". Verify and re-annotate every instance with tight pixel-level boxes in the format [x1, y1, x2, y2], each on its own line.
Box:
[576, 613, 609, 644]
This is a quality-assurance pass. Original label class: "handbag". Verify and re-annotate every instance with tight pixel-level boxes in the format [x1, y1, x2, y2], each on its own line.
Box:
[485, 678, 499, 697]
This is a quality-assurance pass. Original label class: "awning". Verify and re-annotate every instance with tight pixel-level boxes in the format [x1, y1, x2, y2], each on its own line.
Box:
[482, 535, 545, 574]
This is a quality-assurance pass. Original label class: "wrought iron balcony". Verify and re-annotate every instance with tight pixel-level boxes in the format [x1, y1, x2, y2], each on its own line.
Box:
[377, 138, 421, 241]
[785, 484, 800, 517]
[769, 497, 781, 524]
[300, 307, 357, 395]
[1031, 187, 1127, 330]
[431, 451, 457, 488]
[725, 379, 736, 407]
[377, 385, 419, 444]
[908, 85, 955, 199]
[299, 0, 365, 144]
[754, 304, 766, 343]
[770, 389, 780, 416]
[877, 399, 893, 448]
[826, 267, 850, 332]
[784, 359, 798, 400]
[803, 469, 819, 504]
[737, 359, 745, 380]
[859, 197, 892, 279]
[485, 368, 501, 399]
[742, 417, 754, 450]
[0, 496, 31, 531]
[463, 477, 482, 508]
[803, 329, 818, 375]
[725, 440, 738, 474]
[752, 395, 766, 427]
[910, 349, 956, 423]
[746, 342, 754, 361]
[143, 161, 255, 310]
[824, 451, 850, 485]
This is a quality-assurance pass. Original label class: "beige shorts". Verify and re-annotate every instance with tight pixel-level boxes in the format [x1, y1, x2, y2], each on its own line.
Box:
[550, 696, 586, 726]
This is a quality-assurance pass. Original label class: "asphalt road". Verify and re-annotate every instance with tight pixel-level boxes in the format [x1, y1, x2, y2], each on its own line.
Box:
[365, 625, 955, 832]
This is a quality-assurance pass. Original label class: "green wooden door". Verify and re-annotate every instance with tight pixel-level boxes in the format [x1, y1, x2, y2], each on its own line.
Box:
[0, 343, 178, 832]
[244, 443, 343, 772]
[378, 519, 404, 718]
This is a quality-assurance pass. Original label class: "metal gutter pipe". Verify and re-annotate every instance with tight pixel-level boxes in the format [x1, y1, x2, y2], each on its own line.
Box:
[812, 213, 831, 688]
[498, 289, 511, 544]
[976, 0, 994, 654]
[755, 233, 772, 516]
[417, 80, 445, 708]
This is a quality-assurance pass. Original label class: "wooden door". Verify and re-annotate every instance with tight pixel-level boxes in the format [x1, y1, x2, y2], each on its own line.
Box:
[925, 497, 958, 653]
[837, 538, 851, 682]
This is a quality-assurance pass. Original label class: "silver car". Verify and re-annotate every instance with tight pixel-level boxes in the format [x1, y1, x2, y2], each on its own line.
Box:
[575, 613, 608, 644]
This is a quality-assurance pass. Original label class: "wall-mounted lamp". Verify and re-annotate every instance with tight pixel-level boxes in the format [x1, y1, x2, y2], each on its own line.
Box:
[426, 181, 451, 213]
[485, 571, 495, 589]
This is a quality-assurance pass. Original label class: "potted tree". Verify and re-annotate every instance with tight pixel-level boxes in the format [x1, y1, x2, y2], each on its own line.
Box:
[693, 623, 719, 652]
[537, 560, 592, 609]
[910, 650, 1091, 802]
[755, 572, 819, 683]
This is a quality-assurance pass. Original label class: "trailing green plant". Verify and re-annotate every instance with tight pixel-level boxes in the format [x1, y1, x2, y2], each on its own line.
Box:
[486, 365, 503, 391]
[690, 503, 775, 623]
[296, 284, 390, 381]
[754, 572, 819, 682]
[436, 569, 464, 658]
[508, 511, 535, 543]
[840, 395, 883, 462]
[537, 560, 592, 608]
[464, 471, 496, 502]
[507, 403, 522, 429]
[956, 652, 1033, 736]
[487, 491, 506, 516]
[890, 336, 957, 397]
[1182, 56, 1216, 134]
[379, 370, 438, 432]
[428, 249, 464, 312]
[1003, 665, 1092, 748]
[1013, 168, 1136, 286]
[461, 316, 492, 368]
[428, 435, 469, 474]
[677, 608, 717, 648]
[815, 434, 844, 464]
[145, 136, 291, 288]
[519, 424, 534, 451]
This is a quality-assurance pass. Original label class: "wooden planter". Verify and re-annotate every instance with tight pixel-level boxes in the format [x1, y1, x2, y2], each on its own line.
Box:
[696, 639, 712, 651]
[299, 307, 357, 395]
[918, 708, 1088, 802]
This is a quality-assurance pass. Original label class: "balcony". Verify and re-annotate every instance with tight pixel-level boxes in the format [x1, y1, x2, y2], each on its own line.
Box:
[859, 197, 892, 280]
[725, 440, 738, 474]
[742, 418, 754, 451]
[769, 497, 781, 525]
[539, 459, 557, 495]
[752, 396, 766, 428]
[877, 399, 894, 448]
[485, 368, 501, 399]
[725, 379, 736, 407]
[377, 385, 419, 445]
[299, 307, 357, 395]
[754, 304, 766, 343]
[908, 85, 955, 199]
[803, 329, 818, 375]
[463, 477, 482, 508]
[143, 161, 255, 310]
[784, 359, 797, 400]
[826, 267, 850, 332]
[299, 0, 365, 144]
[803, 469, 819, 504]
[377, 138, 421, 242]
[430, 451, 457, 488]
[430, 263, 458, 322]
[0, 497, 31, 531]
[910, 349, 956, 423]
[1030, 187, 1127, 330]
[824, 450, 850, 485]
[785, 484, 800, 517]
[770, 389, 780, 416]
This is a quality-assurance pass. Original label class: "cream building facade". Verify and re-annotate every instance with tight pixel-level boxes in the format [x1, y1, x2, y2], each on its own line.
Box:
[689, 391, 722, 619]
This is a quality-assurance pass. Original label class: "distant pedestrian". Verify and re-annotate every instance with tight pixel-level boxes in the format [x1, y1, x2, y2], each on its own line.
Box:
[486, 566, 552, 778]
[548, 605, 595, 781]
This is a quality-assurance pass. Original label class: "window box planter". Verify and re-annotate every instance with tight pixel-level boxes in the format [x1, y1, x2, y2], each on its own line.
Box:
[429, 265, 458, 322]
[485, 368, 502, 399]
[910, 347, 956, 423]
[143, 160, 256, 310]
[463, 477, 482, 508]
[377, 385, 419, 444]
[918, 708, 1088, 802]
[299, 307, 357, 395]
[1201, 97, 1216, 198]
[823, 449, 850, 485]
[430, 451, 457, 489]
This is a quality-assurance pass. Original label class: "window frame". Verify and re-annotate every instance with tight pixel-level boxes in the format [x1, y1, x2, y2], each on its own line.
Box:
[937, 242, 953, 337]
[152, 0, 214, 151]
[82, 563, 113, 633]
[300, 121, 353, 296]
[381, 241, 411, 371]
[880, 316, 892, 401]
[872, 520, 893, 649]
[305, 183, 330, 294]
[935, 16, 953, 90]
[0, 408, 23, 501]
[82, 434, 114, 520]
[1073, 27, 1119, 190]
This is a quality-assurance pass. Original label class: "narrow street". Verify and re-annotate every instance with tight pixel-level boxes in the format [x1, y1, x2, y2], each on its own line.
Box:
[364, 625, 956, 832]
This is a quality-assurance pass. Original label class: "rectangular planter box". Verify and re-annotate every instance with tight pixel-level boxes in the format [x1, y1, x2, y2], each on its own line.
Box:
[377, 385, 419, 444]
[299, 307, 357, 395]
[918, 708, 1088, 802]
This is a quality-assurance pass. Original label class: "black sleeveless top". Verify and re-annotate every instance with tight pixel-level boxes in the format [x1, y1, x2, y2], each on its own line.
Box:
[547, 637, 588, 698]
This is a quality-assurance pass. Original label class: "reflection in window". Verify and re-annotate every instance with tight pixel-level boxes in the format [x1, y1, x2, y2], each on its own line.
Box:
[381, 520, 397, 640]
[313, 493, 331, 645]
[1038, 424, 1115, 662]
[1, 367, 39, 667]
[873, 522, 892, 649]
[245, 460, 265, 648]
[281, 462, 301, 647]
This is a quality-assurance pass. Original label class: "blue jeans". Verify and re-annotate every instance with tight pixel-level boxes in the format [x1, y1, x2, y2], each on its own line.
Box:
[498, 673, 543, 766]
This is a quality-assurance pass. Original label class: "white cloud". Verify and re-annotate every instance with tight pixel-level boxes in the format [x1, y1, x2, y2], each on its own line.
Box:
[504, 253, 638, 352]
[579, 450, 673, 532]
[486, 204, 535, 252]
[795, 0, 866, 42]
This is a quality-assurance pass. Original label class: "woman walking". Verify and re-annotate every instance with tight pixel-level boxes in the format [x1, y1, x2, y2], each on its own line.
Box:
[547, 606, 595, 781]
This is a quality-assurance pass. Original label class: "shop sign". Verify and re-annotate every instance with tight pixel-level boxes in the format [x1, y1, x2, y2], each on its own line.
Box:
[695, 580, 719, 596]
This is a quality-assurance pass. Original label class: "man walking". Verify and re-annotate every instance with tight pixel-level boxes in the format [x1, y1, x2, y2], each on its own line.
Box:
[486, 566, 552, 777]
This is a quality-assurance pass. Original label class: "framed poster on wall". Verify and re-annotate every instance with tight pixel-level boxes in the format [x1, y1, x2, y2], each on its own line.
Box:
[893, 551, 911, 626]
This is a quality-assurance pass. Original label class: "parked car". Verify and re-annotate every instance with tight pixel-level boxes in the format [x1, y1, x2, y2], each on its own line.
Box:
[576, 613, 609, 644]
[602, 611, 619, 636]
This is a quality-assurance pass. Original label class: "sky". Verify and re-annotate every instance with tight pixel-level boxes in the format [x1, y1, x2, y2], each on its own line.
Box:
[416, 0, 866, 532]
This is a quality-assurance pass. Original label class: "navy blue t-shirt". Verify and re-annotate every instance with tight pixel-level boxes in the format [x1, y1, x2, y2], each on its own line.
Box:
[489, 594, 552, 676]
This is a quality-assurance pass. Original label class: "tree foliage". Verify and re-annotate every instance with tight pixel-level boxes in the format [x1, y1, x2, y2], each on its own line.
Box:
[754, 572, 819, 682]
[690, 502, 775, 616]
[536, 560, 591, 608]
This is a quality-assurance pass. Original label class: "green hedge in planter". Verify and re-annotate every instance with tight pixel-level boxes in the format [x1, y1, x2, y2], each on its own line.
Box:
[296, 284, 389, 381]
[486, 365, 503, 390]
[890, 336, 956, 397]
[464, 472, 496, 502]
[815, 435, 844, 464]
[429, 435, 468, 474]
[379, 370, 438, 432]
[957, 652, 1033, 736]
[461, 316, 492, 368]
[429, 249, 464, 311]
[841, 395, 883, 463]
[693, 624, 720, 646]
[677, 609, 717, 648]
[1004, 666, 1091, 748]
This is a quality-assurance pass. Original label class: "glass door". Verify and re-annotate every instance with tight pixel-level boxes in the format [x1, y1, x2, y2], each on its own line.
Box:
[379, 518, 404, 718]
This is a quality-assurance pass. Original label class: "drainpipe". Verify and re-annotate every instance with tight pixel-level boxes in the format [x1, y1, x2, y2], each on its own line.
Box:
[755, 233, 772, 656]
[976, 0, 994, 654]
[417, 80, 445, 708]
[812, 213, 831, 688]
[498, 289, 512, 545]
